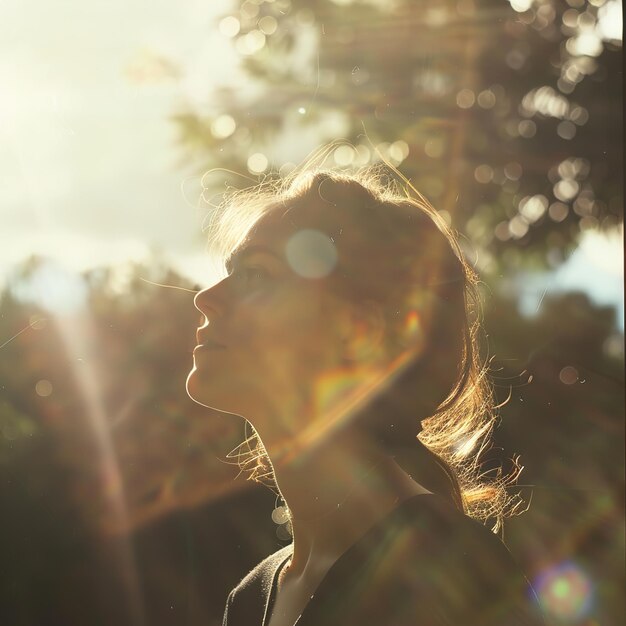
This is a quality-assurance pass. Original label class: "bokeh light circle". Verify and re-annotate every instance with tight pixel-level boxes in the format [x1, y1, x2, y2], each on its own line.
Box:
[285, 229, 338, 279]
[211, 114, 236, 139]
[534, 562, 594, 622]
[424, 138, 445, 158]
[549, 202, 569, 223]
[474, 164, 494, 184]
[247, 152, 268, 173]
[334, 145, 355, 166]
[477, 89, 496, 109]
[557, 120, 577, 140]
[219, 16, 240, 38]
[559, 365, 579, 385]
[258, 15, 278, 36]
[35, 379, 53, 397]
[456, 88, 475, 108]
[504, 161, 523, 180]
[388, 140, 409, 164]
[518, 119, 537, 138]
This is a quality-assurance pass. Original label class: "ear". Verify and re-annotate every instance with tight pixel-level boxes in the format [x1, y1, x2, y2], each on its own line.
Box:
[342, 299, 386, 363]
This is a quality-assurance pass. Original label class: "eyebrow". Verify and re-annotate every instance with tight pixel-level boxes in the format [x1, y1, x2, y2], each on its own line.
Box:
[225, 245, 283, 274]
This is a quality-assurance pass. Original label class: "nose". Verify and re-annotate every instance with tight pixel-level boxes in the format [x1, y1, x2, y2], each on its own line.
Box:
[194, 278, 228, 320]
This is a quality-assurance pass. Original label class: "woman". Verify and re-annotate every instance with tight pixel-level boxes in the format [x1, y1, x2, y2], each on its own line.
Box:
[187, 164, 544, 626]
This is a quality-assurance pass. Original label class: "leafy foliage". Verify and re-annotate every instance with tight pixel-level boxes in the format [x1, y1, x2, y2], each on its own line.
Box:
[1, 258, 623, 624]
[1, 2, 623, 623]
[172, 0, 622, 274]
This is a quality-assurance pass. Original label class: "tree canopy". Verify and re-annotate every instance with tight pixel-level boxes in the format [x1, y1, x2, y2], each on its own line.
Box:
[173, 0, 622, 274]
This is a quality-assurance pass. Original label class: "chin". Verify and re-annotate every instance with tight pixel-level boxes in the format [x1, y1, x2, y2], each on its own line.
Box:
[186, 368, 241, 416]
[186, 367, 209, 406]
[186, 368, 197, 396]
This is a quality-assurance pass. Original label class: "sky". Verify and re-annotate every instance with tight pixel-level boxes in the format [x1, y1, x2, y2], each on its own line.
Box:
[0, 0, 237, 285]
[515, 227, 623, 330]
[0, 0, 623, 331]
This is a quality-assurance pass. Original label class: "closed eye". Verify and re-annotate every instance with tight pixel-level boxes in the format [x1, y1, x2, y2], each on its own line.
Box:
[230, 265, 272, 289]
[244, 266, 269, 283]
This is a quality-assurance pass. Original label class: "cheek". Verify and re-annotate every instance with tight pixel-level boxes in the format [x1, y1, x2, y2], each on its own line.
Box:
[187, 293, 344, 416]
[242, 291, 340, 371]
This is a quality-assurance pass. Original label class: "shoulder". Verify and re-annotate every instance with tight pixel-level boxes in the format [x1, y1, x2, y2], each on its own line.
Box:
[398, 494, 520, 569]
[361, 493, 512, 569]
[405, 495, 545, 625]
[222, 544, 292, 626]
[332, 494, 545, 625]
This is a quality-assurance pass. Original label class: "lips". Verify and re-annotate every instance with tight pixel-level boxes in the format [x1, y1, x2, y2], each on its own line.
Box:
[195, 333, 226, 350]
[194, 343, 226, 356]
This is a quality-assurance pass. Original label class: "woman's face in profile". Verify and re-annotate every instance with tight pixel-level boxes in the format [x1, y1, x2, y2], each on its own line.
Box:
[187, 208, 356, 439]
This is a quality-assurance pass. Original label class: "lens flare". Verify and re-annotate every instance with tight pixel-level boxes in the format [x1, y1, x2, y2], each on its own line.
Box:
[275, 348, 418, 464]
[534, 561, 594, 622]
[285, 229, 338, 279]
[403, 310, 417, 333]
[53, 316, 145, 624]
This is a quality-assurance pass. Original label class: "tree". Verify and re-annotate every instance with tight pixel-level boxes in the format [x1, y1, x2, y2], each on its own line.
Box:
[171, 0, 622, 275]
[1, 257, 622, 624]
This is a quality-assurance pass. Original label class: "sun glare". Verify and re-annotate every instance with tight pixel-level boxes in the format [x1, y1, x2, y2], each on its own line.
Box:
[579, 225, 624, 275]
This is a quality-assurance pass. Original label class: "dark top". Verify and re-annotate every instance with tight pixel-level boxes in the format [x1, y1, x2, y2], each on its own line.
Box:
[222, 494, 545, 626]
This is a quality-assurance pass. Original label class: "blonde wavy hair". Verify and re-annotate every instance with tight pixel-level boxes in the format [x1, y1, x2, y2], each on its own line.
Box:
[206, 153, 521, 532]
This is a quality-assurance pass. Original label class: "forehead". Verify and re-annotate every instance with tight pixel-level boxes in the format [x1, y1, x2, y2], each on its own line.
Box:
[246, 206, 303, 245]
[232, 199, 337, 253]
[230, 203, 342, 280]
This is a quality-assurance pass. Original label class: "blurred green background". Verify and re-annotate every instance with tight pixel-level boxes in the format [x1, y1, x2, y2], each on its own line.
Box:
[0, 0, 623, 625]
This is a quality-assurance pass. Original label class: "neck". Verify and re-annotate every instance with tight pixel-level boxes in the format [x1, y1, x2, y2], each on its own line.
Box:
[267, 428, 429, 579]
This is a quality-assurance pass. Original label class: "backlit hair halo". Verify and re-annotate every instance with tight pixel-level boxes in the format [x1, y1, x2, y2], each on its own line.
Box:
[206, 144, 522, 533]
